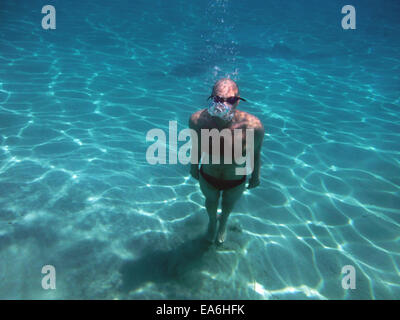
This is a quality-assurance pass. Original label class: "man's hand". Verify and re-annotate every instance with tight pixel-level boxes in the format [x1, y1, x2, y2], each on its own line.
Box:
[247, 176, 260, 189]
[190, 165, 199, 180]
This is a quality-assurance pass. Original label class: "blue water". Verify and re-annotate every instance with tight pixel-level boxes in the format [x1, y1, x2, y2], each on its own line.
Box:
[0, 0, 399, 299]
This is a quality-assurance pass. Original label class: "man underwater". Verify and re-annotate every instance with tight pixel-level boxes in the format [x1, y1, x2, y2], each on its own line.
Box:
[189, 78, 265, 245]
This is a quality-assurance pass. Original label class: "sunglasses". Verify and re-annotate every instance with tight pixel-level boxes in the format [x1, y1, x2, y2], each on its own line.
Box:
[207, 95, 247, 105]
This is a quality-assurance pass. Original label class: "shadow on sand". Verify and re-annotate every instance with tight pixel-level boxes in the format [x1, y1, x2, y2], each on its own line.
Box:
[119, 235, 212, 293]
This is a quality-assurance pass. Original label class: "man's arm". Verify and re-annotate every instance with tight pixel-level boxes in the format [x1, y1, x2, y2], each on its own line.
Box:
[248, 123, 265, 189]
[189, 114, 201, 180]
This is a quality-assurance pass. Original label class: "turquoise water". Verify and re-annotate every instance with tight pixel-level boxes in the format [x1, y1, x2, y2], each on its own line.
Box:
[0, 0, 399, 299]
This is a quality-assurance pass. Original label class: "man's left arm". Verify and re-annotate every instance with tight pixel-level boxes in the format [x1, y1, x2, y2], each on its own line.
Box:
[248, 124, 265, 189]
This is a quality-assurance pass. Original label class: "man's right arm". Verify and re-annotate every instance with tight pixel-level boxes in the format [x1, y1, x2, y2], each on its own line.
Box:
[189, 114, 201, 180]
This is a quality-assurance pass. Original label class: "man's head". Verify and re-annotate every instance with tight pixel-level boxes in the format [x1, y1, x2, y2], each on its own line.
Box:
[211, 78, 241, 108]
[207, 78, 246, 122]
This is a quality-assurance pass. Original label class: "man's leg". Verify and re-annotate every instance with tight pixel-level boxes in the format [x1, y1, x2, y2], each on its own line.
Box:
[199, 173, 220, 242]
[217, 181, 246, 244]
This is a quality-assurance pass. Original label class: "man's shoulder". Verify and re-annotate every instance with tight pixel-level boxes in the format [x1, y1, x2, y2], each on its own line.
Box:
[236, 110, 264, 132]
[189, 109, 209, 129]
[189, 109, 205, 122]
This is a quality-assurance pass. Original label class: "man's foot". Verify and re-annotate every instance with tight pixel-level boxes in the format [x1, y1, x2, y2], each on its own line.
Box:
[216, 222, 227, 245]
[205, 221, 217, 243]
